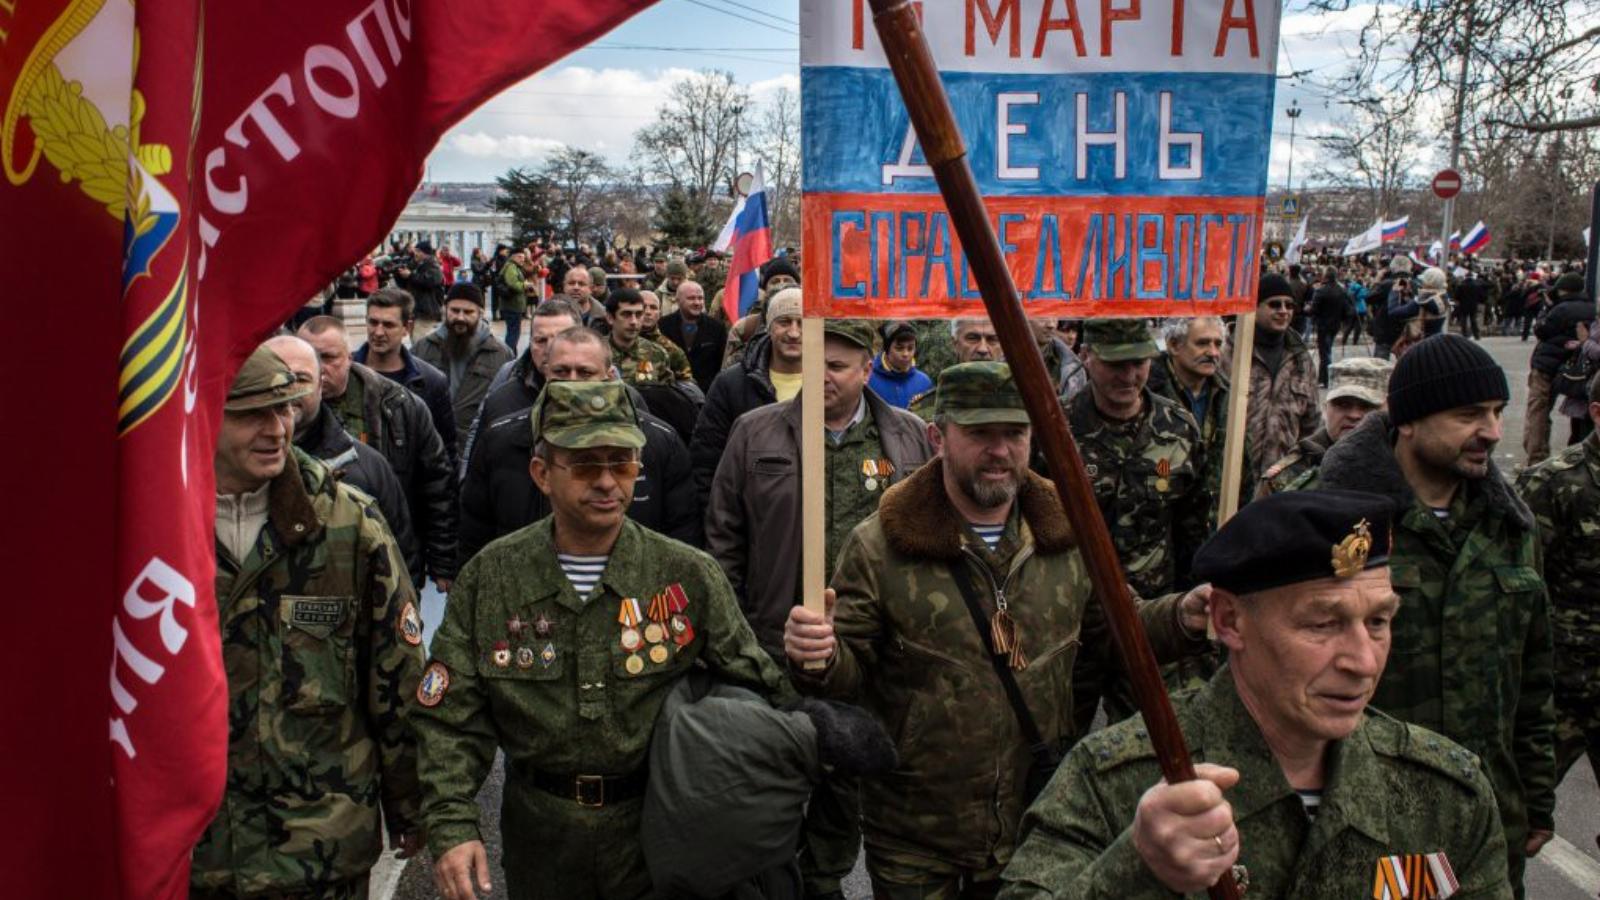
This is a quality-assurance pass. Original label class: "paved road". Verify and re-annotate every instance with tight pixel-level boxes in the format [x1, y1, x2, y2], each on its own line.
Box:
[379, 332, 1599, 900]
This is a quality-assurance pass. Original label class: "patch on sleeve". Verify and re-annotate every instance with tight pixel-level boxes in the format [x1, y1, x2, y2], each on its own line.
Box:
[417, 661, 450, 707]
[398, 601, 424, 646]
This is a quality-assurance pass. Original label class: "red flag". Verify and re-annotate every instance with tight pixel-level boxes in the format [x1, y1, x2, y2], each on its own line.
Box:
[0, 1, 655, 897]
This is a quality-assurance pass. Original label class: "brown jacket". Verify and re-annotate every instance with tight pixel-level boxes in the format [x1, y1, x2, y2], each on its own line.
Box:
[1232, 327, 1319, 483]
[705, 389, 933, 651]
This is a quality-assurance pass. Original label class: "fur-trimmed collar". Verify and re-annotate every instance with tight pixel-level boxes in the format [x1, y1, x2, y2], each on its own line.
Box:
[1317, 411, 1534, 531]
[877, 457, 1075, 560]
[268, 450, 327, 548]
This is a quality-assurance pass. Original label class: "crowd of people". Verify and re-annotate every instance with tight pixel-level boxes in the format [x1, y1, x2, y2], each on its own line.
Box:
[198, 236, 1599, 900]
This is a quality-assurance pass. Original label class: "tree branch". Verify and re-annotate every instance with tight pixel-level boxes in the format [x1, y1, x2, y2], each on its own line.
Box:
[1485, 114, 1600, 133]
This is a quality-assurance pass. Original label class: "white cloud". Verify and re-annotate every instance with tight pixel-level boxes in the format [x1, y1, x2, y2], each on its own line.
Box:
[447, 132, 566, 160]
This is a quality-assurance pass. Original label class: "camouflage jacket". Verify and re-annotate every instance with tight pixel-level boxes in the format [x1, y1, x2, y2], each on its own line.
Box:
[614, 336, 678, 385]
[911, 320, 959, 383]
[1000, 671, 1511, 900]
[641, 327, 694, 383]
[1229, 328, 1319, 484]
[1308, 412, 1557, 846]
[193, 449, 424, 895]
[412, 518, 794, 858]
[1146, 354, 1247, 519]
[1516, 432, 1600, 654]
[1066, 387, 1209, 596]
[1256, 425, 1331, 498]
[796, 460, 1206, 868]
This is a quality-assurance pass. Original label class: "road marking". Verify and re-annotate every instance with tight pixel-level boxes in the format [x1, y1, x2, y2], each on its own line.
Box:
[1540, 834, 1600, 892]
[373, 849, 406, 900]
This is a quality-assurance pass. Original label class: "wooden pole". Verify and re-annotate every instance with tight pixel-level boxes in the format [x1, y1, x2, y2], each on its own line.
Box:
[800, 318, 829, 669]
[1217, 313, 1257, 525]
[865, 2, 1239, 896]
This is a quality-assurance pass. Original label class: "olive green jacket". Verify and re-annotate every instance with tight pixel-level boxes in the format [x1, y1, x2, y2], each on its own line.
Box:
[193, 450, 423, 895]
[1001, 671, 1511, 899]
[796, 460, 1206, 868]
[1310, 412, 1557, 849]
[412, 518, 794, 858]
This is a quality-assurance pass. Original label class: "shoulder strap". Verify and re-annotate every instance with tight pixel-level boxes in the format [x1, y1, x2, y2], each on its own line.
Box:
[950, 562, 1047, 748]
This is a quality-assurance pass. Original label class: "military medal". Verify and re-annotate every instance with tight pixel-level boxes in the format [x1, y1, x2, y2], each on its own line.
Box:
[491, 641, 512, 668]
[398, 601, 424, 646]
[515, 646, 536, 669]
[617, 598, 644, 651]
[540, 643, 557, 669]
[533, 613, 555, 638]
[1371, 852, 1456, 899]
[649, 644, 671, 665]
[417, 662, 450, 707]
[861, 459, 879, 492]
[665, 583, 696, 647]
[635, 359, 654, 382]
[645, 590, 673, 645]
[506, 614, 527, 637]
[625, 653, 645, 675]
[1154, 457, 1171, 493]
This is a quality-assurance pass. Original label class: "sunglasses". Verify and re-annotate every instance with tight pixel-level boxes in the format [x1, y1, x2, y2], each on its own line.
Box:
[1263, 300, 1295, 311]
[549, 459, 642, 482]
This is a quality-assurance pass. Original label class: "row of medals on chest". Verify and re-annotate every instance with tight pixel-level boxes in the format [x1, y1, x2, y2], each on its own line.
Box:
[490, 583, 695, 674]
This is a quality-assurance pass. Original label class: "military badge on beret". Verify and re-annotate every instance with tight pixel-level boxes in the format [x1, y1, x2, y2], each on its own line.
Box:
[398, 601, 423, 646]
[417, 662, 450, 707]
[1331, 519, 1373, 579]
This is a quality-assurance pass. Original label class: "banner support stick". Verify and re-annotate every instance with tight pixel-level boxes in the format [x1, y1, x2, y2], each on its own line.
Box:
[801, 317, 828, 669]
[1217, 313, 1256, 525]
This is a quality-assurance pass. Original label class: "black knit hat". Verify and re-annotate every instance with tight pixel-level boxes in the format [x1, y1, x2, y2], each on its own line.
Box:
[1259, 273, 1294, 303]
[1387, 334, 1508, 426]
[761, 256, 800, 288]
[446, 282, 485, 308]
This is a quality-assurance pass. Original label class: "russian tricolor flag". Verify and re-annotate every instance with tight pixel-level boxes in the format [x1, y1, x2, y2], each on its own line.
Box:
[1461, 221, 1491, 254]
[1448, 230, 1462, 252]
[1381, 216, 1409, 242]
[713, 162, 775, 321]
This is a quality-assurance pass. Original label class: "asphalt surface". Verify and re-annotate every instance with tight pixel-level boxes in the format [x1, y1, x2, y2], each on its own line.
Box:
[379, 330, 1599, 900]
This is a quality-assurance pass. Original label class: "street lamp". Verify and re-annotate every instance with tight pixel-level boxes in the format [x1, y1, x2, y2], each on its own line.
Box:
[1285, 99, 1302, 195]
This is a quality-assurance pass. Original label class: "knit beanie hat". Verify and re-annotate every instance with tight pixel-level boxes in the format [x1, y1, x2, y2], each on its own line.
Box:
[1555, 272, 1585, 294]
[446, 282, 484, 308]
[1258, 273, 1294, 303]
[761, 257, 801, 289]
[1387, 334, 1508, 426]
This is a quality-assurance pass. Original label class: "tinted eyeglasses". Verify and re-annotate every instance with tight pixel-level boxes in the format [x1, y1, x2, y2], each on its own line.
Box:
[1263, 299, 1295, 311]
[549, 459, 642, 482]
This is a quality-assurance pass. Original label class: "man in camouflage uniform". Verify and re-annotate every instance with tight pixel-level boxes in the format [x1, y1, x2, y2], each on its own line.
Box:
[1147, 316, 1239, 519]
[414, 381, 793, 900]
[1237, 273, 1321, 484]
[1001, 491, 1512, 899]
[909, 318, 1005, 417]
[1067, 319, 1211, 716]
[1257, 356, 1392, 497]
[1516, 372, 1600, 827]
[638, 289, 694, 384]
[784, 362, 1212, 898]
[605, 287, 678, 385]
[1309, 334, 1555, 897]
[192, 345, 424, 899]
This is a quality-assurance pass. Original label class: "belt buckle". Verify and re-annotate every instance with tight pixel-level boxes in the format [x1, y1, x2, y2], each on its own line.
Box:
[574, 774, 605, 808]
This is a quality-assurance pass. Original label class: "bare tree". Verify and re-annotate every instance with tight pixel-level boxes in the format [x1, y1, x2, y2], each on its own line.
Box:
[752, 86, 802, 248]
[542, 146, 611, 248]
[632, 70, 750, 221]
[1309, 98, 1424, 220]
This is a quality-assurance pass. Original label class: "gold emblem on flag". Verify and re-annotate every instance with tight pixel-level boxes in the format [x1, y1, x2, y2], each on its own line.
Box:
[1332, 519, 1373, 579]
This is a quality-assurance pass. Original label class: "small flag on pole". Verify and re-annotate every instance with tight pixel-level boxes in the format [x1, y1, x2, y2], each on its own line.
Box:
[1381, 216, 1409, 242]
[1460, 221, 1490, 254]
[713, 162, 775, 321]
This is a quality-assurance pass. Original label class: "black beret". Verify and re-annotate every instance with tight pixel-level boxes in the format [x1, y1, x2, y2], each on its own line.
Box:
[1192, 490, 1396, 596]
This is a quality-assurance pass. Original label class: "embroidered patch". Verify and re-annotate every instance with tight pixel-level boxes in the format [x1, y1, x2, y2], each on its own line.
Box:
[398, 602, 423, 646]
[289, 597, 346, 628]
[417, 662, 450, 707]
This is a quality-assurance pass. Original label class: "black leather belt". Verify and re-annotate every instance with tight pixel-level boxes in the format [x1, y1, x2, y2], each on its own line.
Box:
[526, 768, 648, 808]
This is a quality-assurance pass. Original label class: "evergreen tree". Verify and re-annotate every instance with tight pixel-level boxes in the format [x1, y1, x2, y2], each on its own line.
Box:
[493, 167, 557, 245]
[652, 186, 716, 247]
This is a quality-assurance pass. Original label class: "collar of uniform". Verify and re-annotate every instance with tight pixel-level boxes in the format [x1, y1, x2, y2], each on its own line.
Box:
[878, 457, 1074, 561]
[268, 450, 323, 548]
[524, 518, 640, 612]
[1310, 717, 1392, 848]
[1071, 384, 1154, 439]
[1184, 671, 1298, 825]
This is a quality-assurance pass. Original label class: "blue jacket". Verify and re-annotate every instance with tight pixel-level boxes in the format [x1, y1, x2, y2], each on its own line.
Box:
[868, 354, 934, 409]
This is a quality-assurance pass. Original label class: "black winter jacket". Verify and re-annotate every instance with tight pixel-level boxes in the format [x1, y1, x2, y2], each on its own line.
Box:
[690, 334, 778, 512]
[295, 404, 422, 585]
[353, 343, 457, 465]
[1532, 295, 1596, 375]
[457, 397, 699, 568]
[347, 363, 458, 581]
[1309, 283, 1351, 332]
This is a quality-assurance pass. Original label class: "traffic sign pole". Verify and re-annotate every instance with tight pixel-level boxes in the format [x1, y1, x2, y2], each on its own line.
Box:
[1433, 169, 1463, 264]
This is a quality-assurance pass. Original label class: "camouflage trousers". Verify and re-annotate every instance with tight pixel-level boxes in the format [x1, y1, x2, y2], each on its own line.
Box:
[800, 774, 860, 898]
[1555, 643, 1600, 782]
[864, 847, 1004, 900]
[500, 776, 652, 900]
[189, 876, 368, 900]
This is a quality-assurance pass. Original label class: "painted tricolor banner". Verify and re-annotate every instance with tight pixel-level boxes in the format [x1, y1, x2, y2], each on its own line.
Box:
[800, 0, 1282, 318]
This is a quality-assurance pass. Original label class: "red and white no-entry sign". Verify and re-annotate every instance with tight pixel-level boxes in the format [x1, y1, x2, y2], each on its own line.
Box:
[1432, 169, 1462, 199]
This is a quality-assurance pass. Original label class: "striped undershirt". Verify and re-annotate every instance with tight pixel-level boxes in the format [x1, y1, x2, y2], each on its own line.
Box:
[969, 523, 1005, 552]
[1296, 788, 1323, 820]
[557, 553, 608, 600]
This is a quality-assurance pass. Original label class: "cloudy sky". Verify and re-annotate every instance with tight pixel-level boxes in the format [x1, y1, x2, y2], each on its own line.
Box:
[424, 0, 1424, 189]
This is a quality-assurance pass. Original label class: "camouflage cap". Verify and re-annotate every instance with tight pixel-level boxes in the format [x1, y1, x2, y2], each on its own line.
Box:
[666, 260, 689, 278]
[824, 319, 877, 353]
[1083, 318, 1160, 362]
[934, 362, 1031, 426]
[532, 381, 646, 450]
[225, 345, 313, 412]
[1326, 356, 1393, 407]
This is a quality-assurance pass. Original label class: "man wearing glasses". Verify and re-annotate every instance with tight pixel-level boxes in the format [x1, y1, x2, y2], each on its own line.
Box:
[414, 379, 792, 899]
[1238, 274, 1321, 484]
